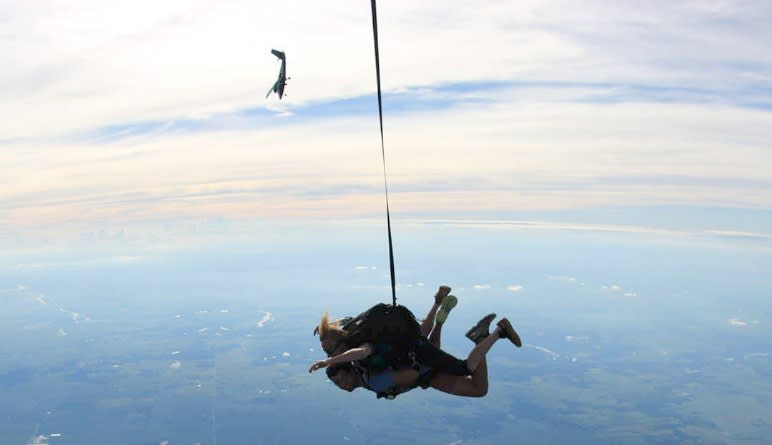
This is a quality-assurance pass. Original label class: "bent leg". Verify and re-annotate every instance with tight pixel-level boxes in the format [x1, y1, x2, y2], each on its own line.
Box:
[414, 339, 470, 376]
[465, 326, 501, 373]
[429, 322, 443, 348]
[421, 286, 450, 337]
[421, 302, 440, 338]
[430, 358, 488, 397]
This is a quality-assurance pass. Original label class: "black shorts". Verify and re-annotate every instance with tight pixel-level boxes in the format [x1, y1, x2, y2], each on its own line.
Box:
[413, 338, 471, 376]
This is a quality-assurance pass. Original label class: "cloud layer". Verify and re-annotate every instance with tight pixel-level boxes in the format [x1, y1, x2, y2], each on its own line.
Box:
[2, 1, 771, 239]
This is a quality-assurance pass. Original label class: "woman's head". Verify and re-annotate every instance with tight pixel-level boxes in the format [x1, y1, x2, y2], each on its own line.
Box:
[326, 364, 360, 392]
[318, 312, 347, 356]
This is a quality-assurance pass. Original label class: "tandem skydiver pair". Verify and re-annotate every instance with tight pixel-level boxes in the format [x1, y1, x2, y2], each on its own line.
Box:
[310, 285, 522, 399]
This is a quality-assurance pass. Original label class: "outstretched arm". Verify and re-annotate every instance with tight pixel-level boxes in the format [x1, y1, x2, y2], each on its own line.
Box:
[308, 343, 375, 373]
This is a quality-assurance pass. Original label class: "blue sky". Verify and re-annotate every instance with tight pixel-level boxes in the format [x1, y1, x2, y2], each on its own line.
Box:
[2, 0, 771, 250]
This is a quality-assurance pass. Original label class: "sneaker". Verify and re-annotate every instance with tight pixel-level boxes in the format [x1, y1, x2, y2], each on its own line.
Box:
[465, 313, 496, 344]
[434, 285, 451, 304]
[496, 318, 522, 347]
[435, 294, 458, 325]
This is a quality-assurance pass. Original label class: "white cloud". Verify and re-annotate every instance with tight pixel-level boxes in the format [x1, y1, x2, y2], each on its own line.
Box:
[169, 361, 182, 369]
[257, 311, 273, 328]
[473, 284, 491, 290]
[506, 285, 523, 292]
[704, 230, 772, 241]
[565, 335, 589, 343]
[3, 98, 772, 235]
[2, 1, 771, 238]
[728, 318, 748, 327]
[744, 352, 769, 360]
[548, 275, 578, 283]
[3, 0, 771, 140]
[525, 344, 559, 360]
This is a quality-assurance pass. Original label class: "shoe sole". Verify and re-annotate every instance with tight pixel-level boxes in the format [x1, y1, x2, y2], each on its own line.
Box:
[465, 313, 496, 340]
[435, 295, 458, 325]
[435, 286, 452, 304]
[498, 319, 523, 347]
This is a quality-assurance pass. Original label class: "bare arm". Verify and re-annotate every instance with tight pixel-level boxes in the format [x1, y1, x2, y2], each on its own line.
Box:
[308, 343, 375, 373]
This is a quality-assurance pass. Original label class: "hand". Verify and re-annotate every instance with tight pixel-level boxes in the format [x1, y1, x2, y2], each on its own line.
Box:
[309, 360, 329, 373]
[313, 325, 319, 336]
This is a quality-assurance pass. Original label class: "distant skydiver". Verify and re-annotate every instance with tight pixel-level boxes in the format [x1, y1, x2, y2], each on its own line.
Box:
[310, 286, 522, 399]
[266, 49, 288, 99]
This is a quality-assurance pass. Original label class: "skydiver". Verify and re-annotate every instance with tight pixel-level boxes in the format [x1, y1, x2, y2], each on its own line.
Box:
[310, 286, 522, 398]
[314, 285, 457, 354]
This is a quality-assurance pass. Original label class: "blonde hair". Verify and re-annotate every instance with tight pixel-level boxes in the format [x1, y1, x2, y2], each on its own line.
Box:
[318, 312, 348, 355]
[318, 312, 344, 339]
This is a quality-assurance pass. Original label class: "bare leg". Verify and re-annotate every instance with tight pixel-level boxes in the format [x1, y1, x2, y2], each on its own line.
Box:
[420, 302, 440, 338]
[474, 356, 489, 395]
[420, 286, 450, 338]
[429, 357, 488, 397]
[464, 326, 502, 373]
[429, 321, 443, 348]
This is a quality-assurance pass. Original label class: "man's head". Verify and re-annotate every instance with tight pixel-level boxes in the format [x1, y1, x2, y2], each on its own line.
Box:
[326, 364, 360, 392]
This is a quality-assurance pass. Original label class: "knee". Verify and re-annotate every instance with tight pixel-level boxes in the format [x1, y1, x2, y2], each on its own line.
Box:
[474, 383, 488, 397]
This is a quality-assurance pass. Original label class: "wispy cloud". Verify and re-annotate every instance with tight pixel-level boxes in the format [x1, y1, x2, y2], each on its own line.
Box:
[703, 230, 772, 241]
[565, 335, 589, 343]
[2, 0, 770, 241]
[744, 352, 768, 360]
[525, 344, 560, 360]
[506, 285, 523, 292]
[547, 275, 578, 283]
[3, 1, 771, 140]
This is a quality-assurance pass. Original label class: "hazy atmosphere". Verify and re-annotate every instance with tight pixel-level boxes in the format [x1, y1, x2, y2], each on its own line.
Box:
[2, 1, 770, 444]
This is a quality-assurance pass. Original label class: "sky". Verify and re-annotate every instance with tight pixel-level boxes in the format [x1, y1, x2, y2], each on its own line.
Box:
[2, 0, 772, 249]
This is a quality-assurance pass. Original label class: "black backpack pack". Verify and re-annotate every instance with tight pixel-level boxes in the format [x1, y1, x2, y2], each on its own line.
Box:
[342, 303, 422, 371]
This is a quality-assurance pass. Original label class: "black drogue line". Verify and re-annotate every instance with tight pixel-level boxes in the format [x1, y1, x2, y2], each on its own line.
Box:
[370, 0, 397, 307]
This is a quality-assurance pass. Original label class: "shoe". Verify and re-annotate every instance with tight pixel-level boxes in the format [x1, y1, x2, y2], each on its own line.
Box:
[434, 285, 451, 304]
[465, 313, 496, 344]
[435, 294, 457, 325]
[497, 318, 522, 347]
